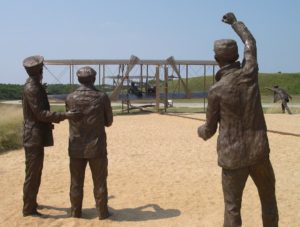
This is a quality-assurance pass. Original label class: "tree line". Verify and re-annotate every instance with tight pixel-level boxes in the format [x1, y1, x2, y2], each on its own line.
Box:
[1, 73, 299, 100]
[0, 84, 79, 100]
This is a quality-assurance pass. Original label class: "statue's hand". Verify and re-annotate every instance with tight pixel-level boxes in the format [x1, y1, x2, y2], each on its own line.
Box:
[222, 12, 237, 25]
[66, 111, 82, 121]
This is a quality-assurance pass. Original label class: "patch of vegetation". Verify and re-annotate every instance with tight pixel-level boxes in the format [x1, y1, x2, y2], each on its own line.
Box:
[50, 105, 66, 113]
[262, 106, 300, 114]
[46, 84, 79, 94]
[0, 84, 23, 100]
[0, 104, 23, 153]
[166, 107, 204, 113]
[260, 95, 300, 103]
[167, 72, 300, 95]
[258, 73, 300, 95]
[51, 104, 123, 115]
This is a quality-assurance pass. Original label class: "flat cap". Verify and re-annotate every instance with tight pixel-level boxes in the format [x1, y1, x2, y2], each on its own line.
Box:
[76, 66, 97, 78]
[23, 55, 44, 76]
[23, 55, 44, 68]
[214, 39, 238, 61]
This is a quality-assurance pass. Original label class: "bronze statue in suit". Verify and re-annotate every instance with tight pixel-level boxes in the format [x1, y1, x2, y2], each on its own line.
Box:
[198, 13, 278, 227]
[22, 55, 81, 216]
[65, 66, 113, 219]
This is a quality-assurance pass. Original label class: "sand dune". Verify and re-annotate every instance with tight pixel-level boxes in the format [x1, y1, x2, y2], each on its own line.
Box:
[0, 113, 299, 227]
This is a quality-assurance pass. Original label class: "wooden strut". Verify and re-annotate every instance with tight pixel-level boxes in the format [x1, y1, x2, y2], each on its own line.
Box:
[110, 55, 140, 101]
[122, 100, 155, 113]
[166, 56, 191, 98]
[155, 66, 160, 112]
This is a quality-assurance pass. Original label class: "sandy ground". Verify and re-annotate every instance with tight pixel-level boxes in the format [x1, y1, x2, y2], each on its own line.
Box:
[0, 113, 299, 227]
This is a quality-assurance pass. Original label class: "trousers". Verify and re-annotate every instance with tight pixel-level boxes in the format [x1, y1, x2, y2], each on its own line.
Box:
[222, 158, 278, 227]
[23, 146, 44, 215]
[281, 100, 292, 114]
[69, 157, 108, 218]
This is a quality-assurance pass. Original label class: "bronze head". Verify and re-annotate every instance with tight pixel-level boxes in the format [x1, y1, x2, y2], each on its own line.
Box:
[76, 66, 96, 85]
[214, 39, 239, 67]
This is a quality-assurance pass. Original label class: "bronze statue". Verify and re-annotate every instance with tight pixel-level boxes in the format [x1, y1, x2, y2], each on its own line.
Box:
[65, 66, 113, 219]
[197, 13, 278, 227]
[266, 86, 292, 114]
[22, 55, 81, 217]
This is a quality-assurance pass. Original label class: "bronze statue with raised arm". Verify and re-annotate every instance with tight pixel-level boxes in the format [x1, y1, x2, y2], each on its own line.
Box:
[22, 55, 81, 217]
[65, 66, 113, 219]
[197, 13, 278, 227]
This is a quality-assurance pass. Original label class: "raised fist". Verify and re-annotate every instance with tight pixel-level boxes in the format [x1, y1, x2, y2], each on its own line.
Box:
[222, 12, 237, 25]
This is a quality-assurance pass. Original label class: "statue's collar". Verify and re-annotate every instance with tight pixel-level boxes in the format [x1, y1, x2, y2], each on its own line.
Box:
[215, 61, 240, 81]
[26, 77, 41, 86]
[78, 84, 97, 91]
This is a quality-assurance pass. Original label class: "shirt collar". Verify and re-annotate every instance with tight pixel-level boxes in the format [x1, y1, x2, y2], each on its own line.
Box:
[77, 84, 97, 91]
[215, 61, 240, 82]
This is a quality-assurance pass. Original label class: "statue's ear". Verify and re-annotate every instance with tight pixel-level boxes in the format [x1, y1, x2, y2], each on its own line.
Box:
[214, 55, 222, 67]
[214, 55, 219, 63]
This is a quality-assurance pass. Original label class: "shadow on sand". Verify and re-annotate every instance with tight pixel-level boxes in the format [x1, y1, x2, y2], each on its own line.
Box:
[38, 203, 181, 221]
[108, 204, 181, 222]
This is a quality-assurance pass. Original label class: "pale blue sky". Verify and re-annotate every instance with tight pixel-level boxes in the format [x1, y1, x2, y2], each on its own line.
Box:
[0, 0, 299, 84]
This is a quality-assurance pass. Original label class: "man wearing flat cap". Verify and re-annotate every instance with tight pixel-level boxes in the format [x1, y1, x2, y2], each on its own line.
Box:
[22, 55, 81, 216]
[197, 13, 278, 226]
[65, 66, 113, 219]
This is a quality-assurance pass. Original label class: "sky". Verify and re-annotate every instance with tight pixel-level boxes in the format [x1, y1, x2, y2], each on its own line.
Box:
[0, 0, 299, 84]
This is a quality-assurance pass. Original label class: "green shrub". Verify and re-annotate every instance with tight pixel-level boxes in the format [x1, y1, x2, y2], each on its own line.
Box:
[0, 84, 23, 100]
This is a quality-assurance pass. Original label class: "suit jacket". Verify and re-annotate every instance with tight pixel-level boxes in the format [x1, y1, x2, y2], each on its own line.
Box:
[22, 78, 65, 147]
[65, 85, 113, 159]
[198, 21, 270, 169]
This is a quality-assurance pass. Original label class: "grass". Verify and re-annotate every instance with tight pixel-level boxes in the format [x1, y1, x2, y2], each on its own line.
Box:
[258, 73, 300, 95]
[260, 95, 300, 103]
[50, 104, 124, 114]
[166, 73, 300, 95]
[50, 105, 66, 113]
[263, 106, 300, 114]
[0, 104, 23, 153]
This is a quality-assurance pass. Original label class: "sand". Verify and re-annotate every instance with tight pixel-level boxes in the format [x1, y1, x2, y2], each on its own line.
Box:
[0, 113, 299, 227]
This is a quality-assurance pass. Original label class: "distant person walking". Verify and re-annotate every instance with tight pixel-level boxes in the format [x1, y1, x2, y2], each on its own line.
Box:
[197, 13, 278, 227]
[266, 86, 292, 114]
[22, 55, 81, 217]
[65, 66, 113, 219]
